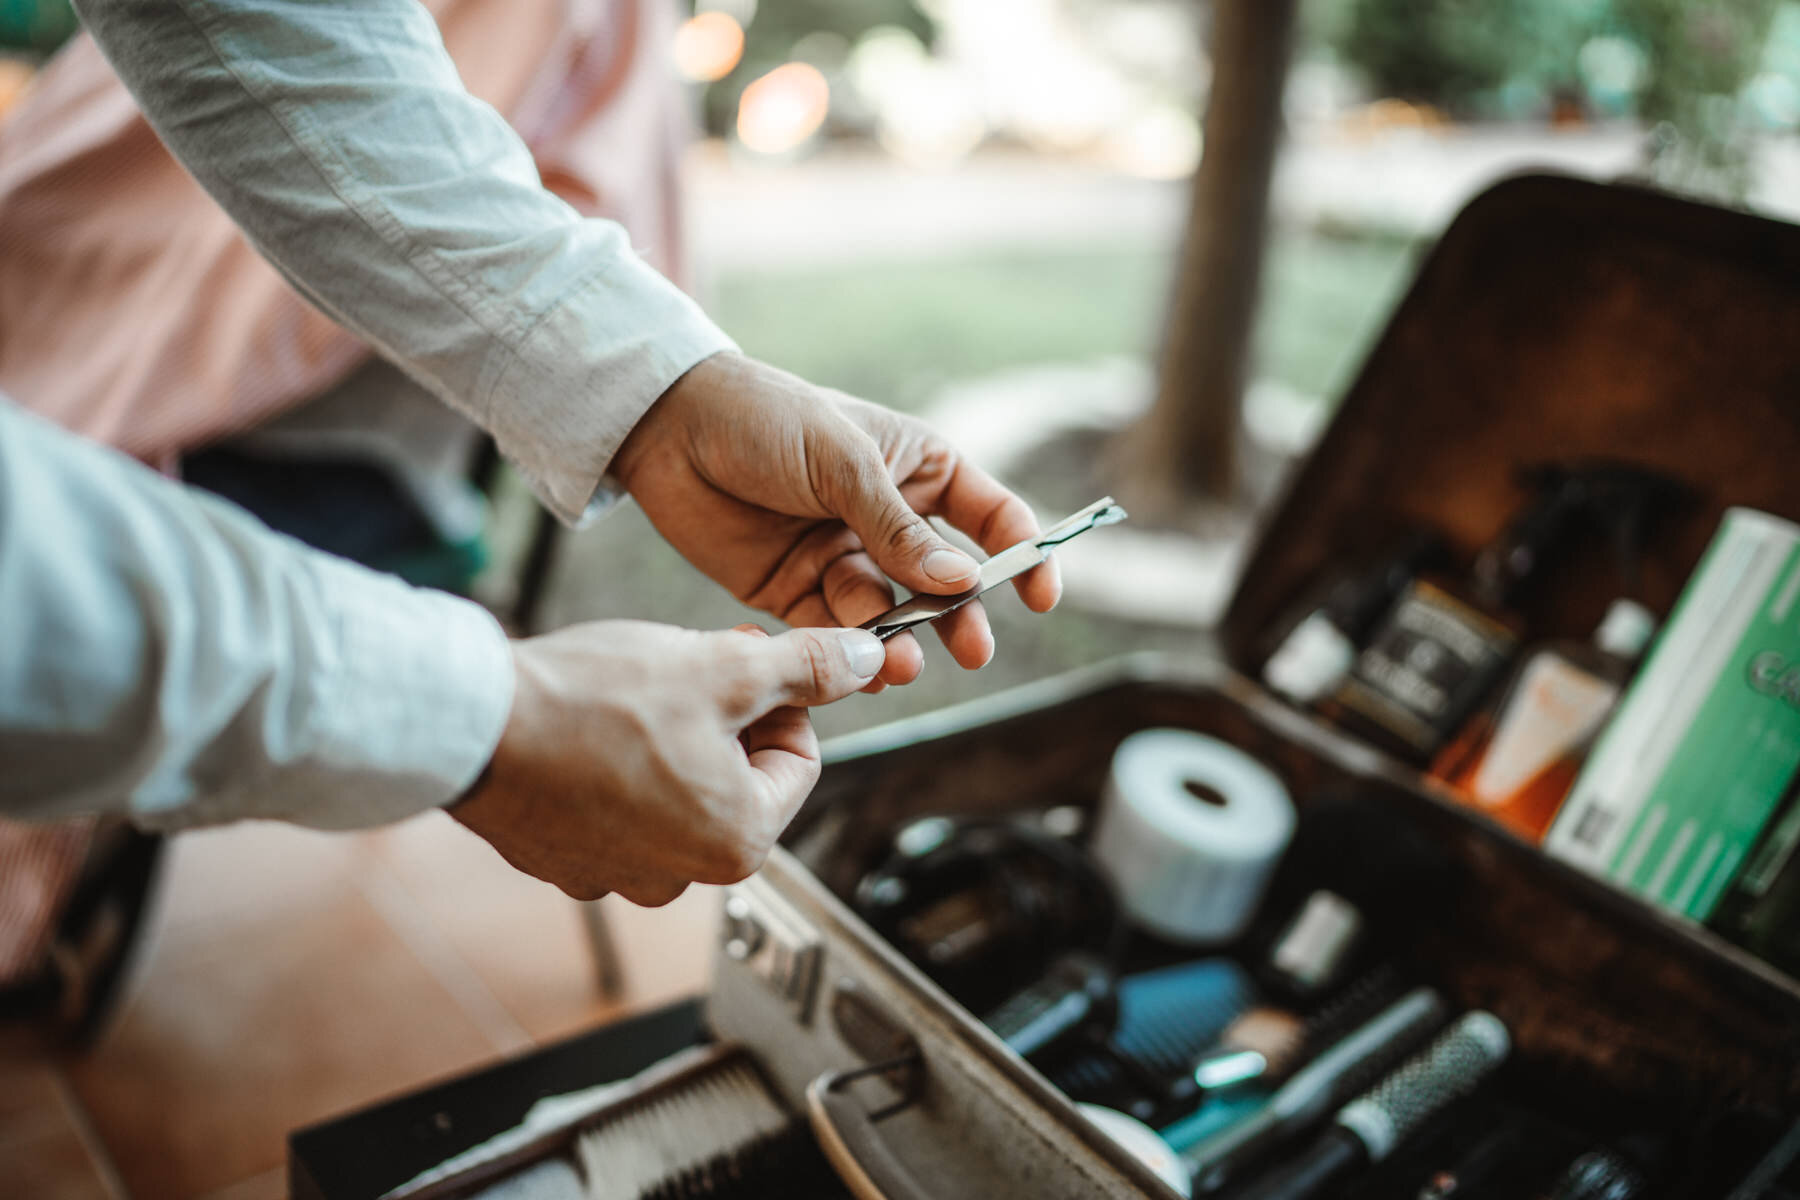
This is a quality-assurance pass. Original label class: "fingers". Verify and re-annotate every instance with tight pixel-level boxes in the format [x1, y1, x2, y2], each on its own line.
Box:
[819, 551, 920, 685]
[823, 440, 981, 598]
[806, 542, 991, 674]
[740, 704, 822, 825]
[931, 598, 995, 670]
[926, 455, 1061, 614]
[714, 625, 884, 718]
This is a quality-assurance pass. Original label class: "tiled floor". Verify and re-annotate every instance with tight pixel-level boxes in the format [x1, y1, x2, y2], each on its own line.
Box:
[0, 816, 721, 1200]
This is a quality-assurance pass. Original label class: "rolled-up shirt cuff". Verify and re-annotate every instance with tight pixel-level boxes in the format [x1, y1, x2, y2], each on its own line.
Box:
[306, 572, 516, 829]
[144, 560, 517, 834]
[480, 249, 739, 527]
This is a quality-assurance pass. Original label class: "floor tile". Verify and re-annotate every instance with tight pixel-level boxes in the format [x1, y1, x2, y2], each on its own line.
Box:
[0, 1057, 64, 1147]
[0, 1122, 116, 1200]
[593, 886, 721, 1011]
[148, 823, 360, 947]
[365, 813, 612, 1044]
[191, 1165, 286, 1200]
[366, 815, 718, 1043]
[62, 825, 506, 1199]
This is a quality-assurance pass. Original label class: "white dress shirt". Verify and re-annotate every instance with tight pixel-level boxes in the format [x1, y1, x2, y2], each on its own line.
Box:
[2, 0, 736, 826]
[1, 398, 514, 829]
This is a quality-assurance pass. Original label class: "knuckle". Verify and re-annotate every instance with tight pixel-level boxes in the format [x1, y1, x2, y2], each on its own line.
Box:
[711, 642, 765, 715]
[622, 880, 688, 908]
[696, 837, 767, 885]
[876, 509, 932, 561]
[796, 635, 835, 697]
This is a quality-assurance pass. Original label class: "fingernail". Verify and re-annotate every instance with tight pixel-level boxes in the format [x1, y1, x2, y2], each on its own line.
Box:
[923, 547, 978, 585]
[838, 630, 885, 678]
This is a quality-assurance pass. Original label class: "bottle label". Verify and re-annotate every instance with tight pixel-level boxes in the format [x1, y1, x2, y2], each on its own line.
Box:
[1468, 655, 1619, 805]
[1338, 582, 1517, 753]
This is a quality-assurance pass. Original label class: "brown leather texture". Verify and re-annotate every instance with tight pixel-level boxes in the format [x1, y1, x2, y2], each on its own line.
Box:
[1223, 173, 1800, 668]
[795, 658, 1800, 1114]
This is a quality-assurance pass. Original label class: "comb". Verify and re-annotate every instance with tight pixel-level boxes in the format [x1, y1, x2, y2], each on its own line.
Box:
[386, 1044, 808, 1200]
[577, 1053, 801, 1200]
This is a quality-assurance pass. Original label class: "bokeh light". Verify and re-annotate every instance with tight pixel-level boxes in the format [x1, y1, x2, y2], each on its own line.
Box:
[736, 62, 832, 156]
[673, 12, 745, 84]
[1102, 104, 1201, 180]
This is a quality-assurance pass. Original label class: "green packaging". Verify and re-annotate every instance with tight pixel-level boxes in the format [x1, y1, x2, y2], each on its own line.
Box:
[1545, 508, 1800, 919]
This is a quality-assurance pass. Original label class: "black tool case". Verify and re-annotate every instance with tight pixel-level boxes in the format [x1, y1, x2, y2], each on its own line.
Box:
[706, 174, 1800, 1198]
[291, 174, 1800, 1198]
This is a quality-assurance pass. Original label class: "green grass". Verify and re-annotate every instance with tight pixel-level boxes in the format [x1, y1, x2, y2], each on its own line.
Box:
[534, 223, 1426, 735]
[1257, 226, 1423, 400]
[713, 246, 1176, 412]
[710, 226, 1423, 412]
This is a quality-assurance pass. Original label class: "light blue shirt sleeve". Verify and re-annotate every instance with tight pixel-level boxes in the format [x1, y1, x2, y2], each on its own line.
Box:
[71, 0, 738, 525]
[0, 398, 515, 830]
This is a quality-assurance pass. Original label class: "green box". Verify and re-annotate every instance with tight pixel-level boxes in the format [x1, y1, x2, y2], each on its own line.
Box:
[1545, 508, 1800, 919]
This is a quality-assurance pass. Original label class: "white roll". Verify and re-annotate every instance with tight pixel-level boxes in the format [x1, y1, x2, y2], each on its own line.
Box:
[1090, 729, 1296, 945]
[1078, 1104, 1193, 1198]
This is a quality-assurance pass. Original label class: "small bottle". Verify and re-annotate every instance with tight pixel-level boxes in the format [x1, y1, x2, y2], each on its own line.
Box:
[1327, 479, 1588, 762]
[1262, 534, 1445, 705]
[1431, 599, 1656, 842]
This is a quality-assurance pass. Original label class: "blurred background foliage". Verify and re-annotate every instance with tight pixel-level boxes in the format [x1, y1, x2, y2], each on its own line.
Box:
[685, 0, 1800, 201]
[1330, 0, 1787, 192]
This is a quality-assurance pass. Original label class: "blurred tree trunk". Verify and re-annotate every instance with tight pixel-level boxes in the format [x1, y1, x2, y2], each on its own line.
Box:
[1122, 0, 1299, 516]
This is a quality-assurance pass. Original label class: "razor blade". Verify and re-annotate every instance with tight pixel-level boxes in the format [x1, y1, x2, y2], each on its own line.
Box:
[859, 496, 1127, 641]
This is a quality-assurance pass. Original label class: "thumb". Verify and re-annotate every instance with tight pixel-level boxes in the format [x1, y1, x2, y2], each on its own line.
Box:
[722, 626, 886, 716]
[831, 451, 980, 595]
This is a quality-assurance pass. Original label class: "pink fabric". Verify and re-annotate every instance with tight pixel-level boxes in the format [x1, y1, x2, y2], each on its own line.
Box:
[0, 0, 688, 464]
[0, 0, 687, 988]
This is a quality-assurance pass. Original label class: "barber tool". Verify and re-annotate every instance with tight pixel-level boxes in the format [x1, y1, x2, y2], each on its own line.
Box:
[1047, 958, 1254, 1120]
[1184, 986, 1447, 1194]
[577, 1052, 800, 1200]
[1091, 729, 1296, 945]
[859, 496, 1127, 640]
[1265, 891, 1364, 998]
[983, 950, 1117, 1061]
[1165, 1007, 1307, 1111]
[1413, 1121, 1535, 1200]
[1111, 959, 1257, 1083]
[1549, 1136, 1666, 1200]
[854, 814, 1123, 1012]
[1232, 1011, 1511, 1200]
[382, 1044, 807, 1200]
[1293, 966, 1402, 1062]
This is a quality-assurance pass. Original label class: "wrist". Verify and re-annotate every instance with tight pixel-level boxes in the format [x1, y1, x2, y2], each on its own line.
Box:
[611, 349, 738, 494]
[454, 640, 534, 815]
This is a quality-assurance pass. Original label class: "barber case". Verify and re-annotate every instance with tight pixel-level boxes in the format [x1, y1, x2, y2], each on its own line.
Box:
[292, 174, 1800, 1199]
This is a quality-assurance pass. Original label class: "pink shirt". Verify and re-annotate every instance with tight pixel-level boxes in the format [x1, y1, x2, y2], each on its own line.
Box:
[0, 0, 692, 470]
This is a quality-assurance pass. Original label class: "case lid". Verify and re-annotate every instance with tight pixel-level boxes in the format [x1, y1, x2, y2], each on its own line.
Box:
[1221, 174, 1800, 671]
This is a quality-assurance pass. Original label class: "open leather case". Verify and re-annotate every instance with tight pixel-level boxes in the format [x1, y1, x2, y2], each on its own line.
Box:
[291, 174, 1800, 1199]
[707, 174, 1800, 1198]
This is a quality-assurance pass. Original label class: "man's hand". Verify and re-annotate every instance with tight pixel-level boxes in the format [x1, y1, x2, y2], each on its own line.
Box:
[451, 620, 884, 905]
[610, 352, 1061, 688]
